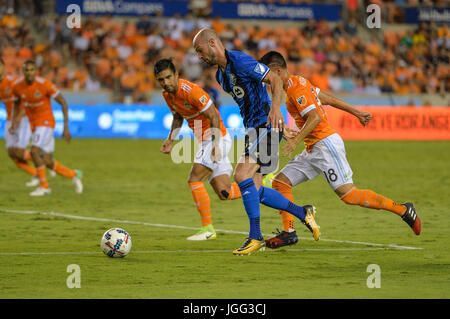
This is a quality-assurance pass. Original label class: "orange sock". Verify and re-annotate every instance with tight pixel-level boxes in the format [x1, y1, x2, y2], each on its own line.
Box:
[341, 187, 406, 216]
[188, 182, 212, 226]
[24, 150, 32, 161]
[53, 160, 76, 179]
[14, 160, 37, 176]
[37, 165, 49, 189]
[226, 182, 242, 200]
[272, 179, 296, 232]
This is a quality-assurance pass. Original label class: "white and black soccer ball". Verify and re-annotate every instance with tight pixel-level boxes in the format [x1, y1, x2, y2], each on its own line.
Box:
[100, 228, 132, 258]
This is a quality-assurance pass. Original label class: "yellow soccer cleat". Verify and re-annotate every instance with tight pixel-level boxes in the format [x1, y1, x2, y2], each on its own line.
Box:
[262, 173, 275, 188]
[233, 237, 265, 256]
[302, 205, 320, 241]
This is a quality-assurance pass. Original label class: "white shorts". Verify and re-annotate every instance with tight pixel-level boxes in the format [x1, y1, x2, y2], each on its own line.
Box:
[4, 117, 32, 149]
[280, 133, 353, 190]
[31, 126, 55, 154]
[194, 133, 233, 182]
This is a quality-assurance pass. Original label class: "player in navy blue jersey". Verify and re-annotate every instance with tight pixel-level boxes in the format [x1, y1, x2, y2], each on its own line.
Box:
[193, 28, 320, 255]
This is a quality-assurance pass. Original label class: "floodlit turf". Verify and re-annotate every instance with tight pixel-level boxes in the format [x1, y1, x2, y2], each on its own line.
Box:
[0, 139, 449, 299]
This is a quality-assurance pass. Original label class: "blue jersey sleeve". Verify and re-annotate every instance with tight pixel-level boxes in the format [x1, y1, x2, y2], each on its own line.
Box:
[231, 51, 270, 83]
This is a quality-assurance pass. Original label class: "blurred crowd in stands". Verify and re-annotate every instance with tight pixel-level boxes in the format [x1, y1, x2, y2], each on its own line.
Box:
[0, 0, 448, 103]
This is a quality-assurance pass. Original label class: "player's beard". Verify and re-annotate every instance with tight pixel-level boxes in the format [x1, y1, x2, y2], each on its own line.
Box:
[204, 47, 217, 66]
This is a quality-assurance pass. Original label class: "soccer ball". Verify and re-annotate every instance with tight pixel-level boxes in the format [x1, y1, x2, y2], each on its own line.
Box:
[100, 228, 132, 258]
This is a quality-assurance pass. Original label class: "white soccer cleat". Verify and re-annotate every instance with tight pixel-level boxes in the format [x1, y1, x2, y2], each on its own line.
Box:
[30, 187, 51, 196]
[72, 169, 83, 194]
[26, 176, 39, 187]
[186, 225, 216, 241]
[49, 169, 57, 178]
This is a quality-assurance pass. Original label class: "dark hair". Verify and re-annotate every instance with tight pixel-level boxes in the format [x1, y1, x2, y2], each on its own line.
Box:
[259, 51, 287, 69]
[0, 58, 4, 66]
[23, 59, 36, 67]
[154, 58, 176, 75]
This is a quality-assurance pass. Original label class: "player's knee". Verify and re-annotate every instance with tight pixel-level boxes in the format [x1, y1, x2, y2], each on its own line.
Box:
[336, 184, 356, 205]
[7, 148, 16, 159]
[30, 146, 40, 158]
[15, 149, 26, 161]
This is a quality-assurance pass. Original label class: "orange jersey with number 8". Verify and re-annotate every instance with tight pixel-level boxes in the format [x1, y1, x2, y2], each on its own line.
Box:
[163, 79, 227, 141]
[286, 75, 336, 152]
[12, 76, 60, 130]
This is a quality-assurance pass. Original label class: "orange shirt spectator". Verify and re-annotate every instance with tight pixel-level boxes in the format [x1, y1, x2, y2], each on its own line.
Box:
[18, 47, 32, 59]
[126, 52, 144, 69]
[212, 17, 226, 35]
[310, 72, 330, 92]
[121, 68, 140, 90]
[1, 13, 18, 29]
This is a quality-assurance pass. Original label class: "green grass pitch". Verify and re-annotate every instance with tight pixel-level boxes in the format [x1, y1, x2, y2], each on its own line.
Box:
[0, 139, 449, 299]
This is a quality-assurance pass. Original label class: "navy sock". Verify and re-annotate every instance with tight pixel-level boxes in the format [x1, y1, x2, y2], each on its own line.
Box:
[258, 186, 306, 221]
[238, 178, 262, 239]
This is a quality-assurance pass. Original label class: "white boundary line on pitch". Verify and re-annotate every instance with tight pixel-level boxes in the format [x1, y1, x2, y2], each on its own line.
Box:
[0, 248, 401, 256]
[0, 208, 423, 251]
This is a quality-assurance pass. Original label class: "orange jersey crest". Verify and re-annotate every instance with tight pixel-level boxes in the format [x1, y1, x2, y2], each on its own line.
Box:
[12, 76, 60, 129]
[286, 75, 336, 152]
[163, 79, 227, 141]
[0, 75, 17, 120]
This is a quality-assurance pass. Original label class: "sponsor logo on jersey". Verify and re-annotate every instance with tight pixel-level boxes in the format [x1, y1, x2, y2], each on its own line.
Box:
[34, 90, 42, 99]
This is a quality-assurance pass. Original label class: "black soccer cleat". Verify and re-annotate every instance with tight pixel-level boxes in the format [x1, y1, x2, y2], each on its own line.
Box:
[265, 229, 298, 249]
[401, 202, 421, 235]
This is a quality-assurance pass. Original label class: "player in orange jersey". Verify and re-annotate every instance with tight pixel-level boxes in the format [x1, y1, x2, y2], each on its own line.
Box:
[155, 58, 242, 241]
[259, 51, 421, 248]
[0, 58, 38, 185]
[9, 60, 83, 196]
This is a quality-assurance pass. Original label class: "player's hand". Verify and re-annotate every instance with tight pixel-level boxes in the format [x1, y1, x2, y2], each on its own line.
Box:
[63, 126, 71, 143]
[267, 108, 284, 132]
[282, 137, 297, 158]
[160, 139, 173, 154]
[211, 143, 222, 163]
[8, 122, 16, 135]
[283, 126, 298, 139]
[357, 110, 372, 127]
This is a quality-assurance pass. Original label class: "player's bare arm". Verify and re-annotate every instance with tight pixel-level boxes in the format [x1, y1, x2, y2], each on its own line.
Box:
[282, 109, 321, 158]
[8, 98, 22, 134]
[262, 70, 284, 131]
[201, 102, 222, 162]
[319, 90, 372, 126]
[161, 111, 183, 154]
[54, 92, 71, 143]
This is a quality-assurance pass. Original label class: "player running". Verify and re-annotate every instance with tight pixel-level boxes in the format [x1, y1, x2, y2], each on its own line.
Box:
[258, 51, 421, 249]
[155, 58, 242, 241]
[0, 58, 38, 184]
[193, 29, 319, 255]
[10, 60, 83, 196]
